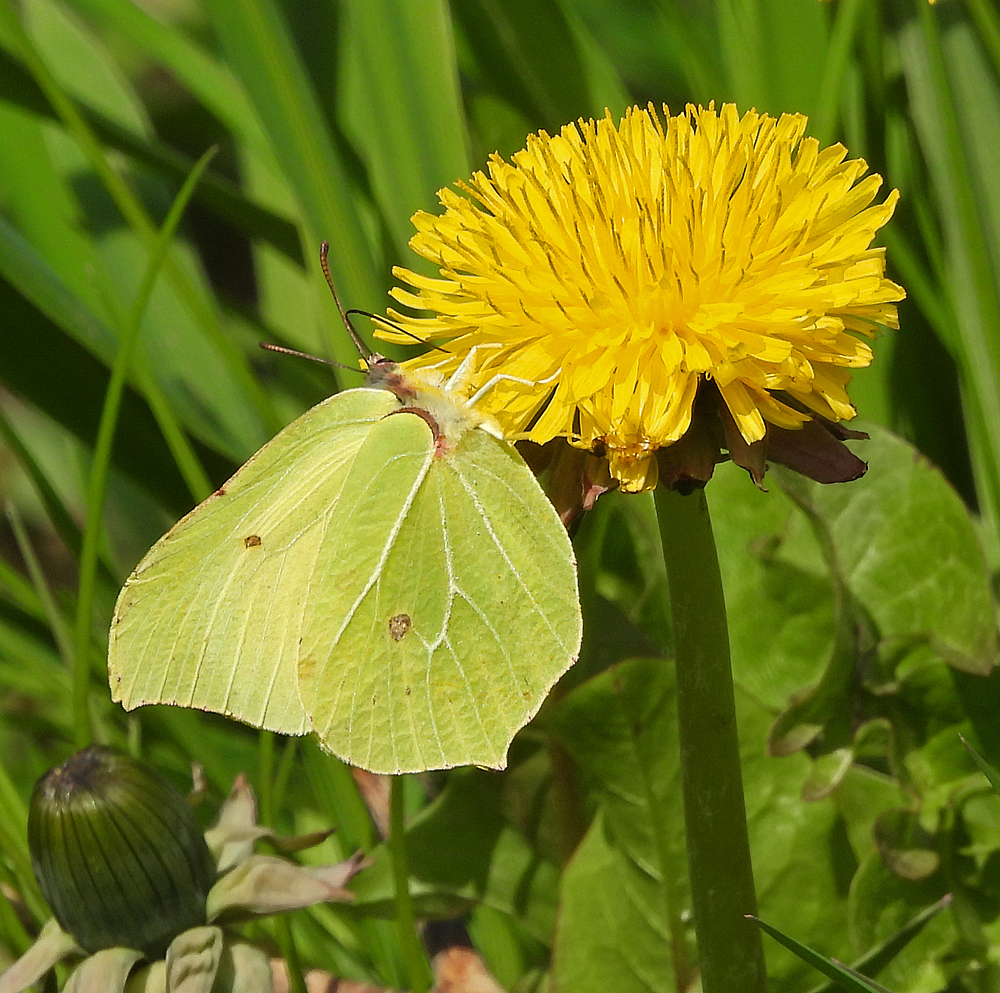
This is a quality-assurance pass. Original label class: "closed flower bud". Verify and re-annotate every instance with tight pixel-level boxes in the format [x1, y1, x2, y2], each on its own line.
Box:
[27, 746, 215, 959]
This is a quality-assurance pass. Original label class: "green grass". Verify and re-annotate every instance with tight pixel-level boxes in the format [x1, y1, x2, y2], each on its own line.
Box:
[1, 1, 999, 990]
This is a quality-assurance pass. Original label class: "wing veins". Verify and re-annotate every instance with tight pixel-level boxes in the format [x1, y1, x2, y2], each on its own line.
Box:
[450, 458, 573, 651]
[326, 448, 435, 648]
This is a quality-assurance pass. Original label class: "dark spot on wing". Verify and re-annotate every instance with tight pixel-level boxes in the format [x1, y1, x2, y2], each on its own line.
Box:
[244, 535, 262, 548]
[389, 613, 412, 641]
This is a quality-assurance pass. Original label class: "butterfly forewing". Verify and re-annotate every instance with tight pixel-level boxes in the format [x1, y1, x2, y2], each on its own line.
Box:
[109, 388, 400, 733]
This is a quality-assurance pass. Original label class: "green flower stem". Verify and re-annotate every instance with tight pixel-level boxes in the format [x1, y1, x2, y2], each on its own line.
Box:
[275, 916, 308, 993]
[389, 776, 432, 993]
[653, 486, 768, 993]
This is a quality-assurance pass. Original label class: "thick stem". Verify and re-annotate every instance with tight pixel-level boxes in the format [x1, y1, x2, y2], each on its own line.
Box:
[653, 486, 768, 993]
[389, 776, 432, 993]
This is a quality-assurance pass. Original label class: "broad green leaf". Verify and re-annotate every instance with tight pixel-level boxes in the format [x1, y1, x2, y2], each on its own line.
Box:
[795, 426, 997, 676]
[587, 491, 671, 657]
[554, 812, 675, 993]
[547, 658, 690, 993]
[871, 810, 939, 882]
[547, 655, 852, 990]
[708, 424, 997, 759]
[547, 657, 685, 915]
[832, 765, 909, 871]
[707, 460, 835, 711]
[739, 696, 854, 990]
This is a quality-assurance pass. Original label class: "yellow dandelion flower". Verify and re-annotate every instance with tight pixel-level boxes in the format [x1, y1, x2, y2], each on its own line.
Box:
[381, 103, 905, 493]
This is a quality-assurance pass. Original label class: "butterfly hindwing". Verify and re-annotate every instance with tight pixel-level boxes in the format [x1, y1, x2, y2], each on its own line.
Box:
[297, 416, 581, 773]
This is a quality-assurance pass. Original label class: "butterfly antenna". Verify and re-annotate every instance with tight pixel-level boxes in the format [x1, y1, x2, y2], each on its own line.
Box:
[319, 241, 371, 359]
[259, 341, 363, 374]
[346, 307, 451, 355]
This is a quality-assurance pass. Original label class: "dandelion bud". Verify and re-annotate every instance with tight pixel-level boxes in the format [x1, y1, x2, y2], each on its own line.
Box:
[27, 745, 215, 958]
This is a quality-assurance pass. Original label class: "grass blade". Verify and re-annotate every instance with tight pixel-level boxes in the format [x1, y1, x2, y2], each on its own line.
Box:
[340, 0, 470, 258]
[4, 501, 72, 667]
[71, 147, 217, 747]
[204, 0, 383, 362]
[960, 734, 1000, 795]
[0, 3, 281, 437]
[752, 916, 896, 992]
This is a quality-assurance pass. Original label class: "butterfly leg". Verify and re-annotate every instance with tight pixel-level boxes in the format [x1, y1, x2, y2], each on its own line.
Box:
[466, 368, 562, 409]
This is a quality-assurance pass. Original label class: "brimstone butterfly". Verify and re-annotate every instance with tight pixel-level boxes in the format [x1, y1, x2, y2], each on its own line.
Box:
[108, 254, 581, 774]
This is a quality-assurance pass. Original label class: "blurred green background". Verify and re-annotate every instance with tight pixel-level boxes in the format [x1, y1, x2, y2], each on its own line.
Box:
[1, 0, 1000, 990]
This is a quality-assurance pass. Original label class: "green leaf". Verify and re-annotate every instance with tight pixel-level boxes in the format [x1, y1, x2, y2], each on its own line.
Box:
[871, 810, 939, 882]
[452, 0, 590, 133]
[716, 0, 829, 116]
[0, 231, 224, 517]
[847, 853, 952, 991]
[807, 896, 952, 993]
[547, 655, 854, 989]
[0, 47, 303, 265]
[66, 0, 270, 153]
[349, 768, 559, 942]
[710, 424, 997, 764]
[707, 460, 835, 712]
[547, 657, 691, 991]
[0, 7, 282, 457]
[554, 812, 675, 993]
[794, 425, 997, 676]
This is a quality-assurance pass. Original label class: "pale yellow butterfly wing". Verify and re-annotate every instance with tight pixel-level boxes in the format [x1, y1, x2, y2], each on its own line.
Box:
[109, 388, 399, 733]
[297, 411, 581, 773]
